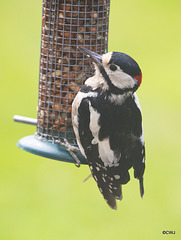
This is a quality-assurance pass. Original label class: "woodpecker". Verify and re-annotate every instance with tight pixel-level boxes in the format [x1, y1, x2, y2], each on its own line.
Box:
[72, 46, 145, 210]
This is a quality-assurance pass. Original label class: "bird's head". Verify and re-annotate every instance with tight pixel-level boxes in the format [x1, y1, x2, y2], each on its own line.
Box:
[78, 46, 142, 94]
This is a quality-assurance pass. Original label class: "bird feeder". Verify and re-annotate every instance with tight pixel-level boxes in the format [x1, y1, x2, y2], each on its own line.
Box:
[14, 0, 110, 165]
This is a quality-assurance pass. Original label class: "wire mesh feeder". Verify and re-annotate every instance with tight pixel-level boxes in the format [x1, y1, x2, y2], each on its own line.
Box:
[14, 0, 110, 165]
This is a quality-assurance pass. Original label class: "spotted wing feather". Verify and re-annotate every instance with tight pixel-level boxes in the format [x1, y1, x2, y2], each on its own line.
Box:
[72, 92, 145, 209]
[75, 98, 126, 209]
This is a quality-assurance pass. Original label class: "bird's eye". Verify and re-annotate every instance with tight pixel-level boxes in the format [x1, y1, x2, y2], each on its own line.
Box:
[109, 64, 117, 71]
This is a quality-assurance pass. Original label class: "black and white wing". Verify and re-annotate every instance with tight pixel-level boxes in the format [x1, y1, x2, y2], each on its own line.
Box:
[72, 93, 124, 210]
[72, 91, 145, 210]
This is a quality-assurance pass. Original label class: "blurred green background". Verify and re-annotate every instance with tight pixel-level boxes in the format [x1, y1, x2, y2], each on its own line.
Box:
[0, 0, 181, 239]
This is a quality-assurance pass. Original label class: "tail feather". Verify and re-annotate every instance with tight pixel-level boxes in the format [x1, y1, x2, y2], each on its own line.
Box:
[99, 184, 117, 210]
[89, 163, 124, 210]
[110, 184, 123, 201]
[139, 177, 144, 198]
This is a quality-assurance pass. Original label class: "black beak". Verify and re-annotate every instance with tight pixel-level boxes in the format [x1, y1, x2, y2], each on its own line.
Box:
[77, 46, 102, 68]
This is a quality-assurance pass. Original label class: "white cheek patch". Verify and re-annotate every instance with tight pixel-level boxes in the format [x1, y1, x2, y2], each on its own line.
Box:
[109, 70, 135, 89]
[102, 53, 137, 90]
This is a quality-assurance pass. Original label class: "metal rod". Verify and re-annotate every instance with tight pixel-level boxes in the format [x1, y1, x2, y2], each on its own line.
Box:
[13, 115, 37, 126]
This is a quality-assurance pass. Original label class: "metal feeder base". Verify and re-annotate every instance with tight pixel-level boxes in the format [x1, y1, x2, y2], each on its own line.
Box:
[17, 135, 87, 165]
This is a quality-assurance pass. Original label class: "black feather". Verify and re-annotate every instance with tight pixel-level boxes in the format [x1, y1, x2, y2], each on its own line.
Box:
[139, 177, 144, 198]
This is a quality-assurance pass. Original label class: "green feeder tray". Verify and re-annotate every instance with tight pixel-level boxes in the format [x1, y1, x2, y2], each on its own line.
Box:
[13, 116, 87, 165]
[17, 135, 87, 165]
